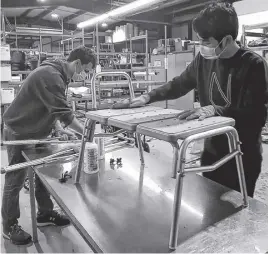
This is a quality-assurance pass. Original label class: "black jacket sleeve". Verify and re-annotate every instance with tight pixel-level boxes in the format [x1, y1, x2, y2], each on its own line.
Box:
[34, 72, 74, 127]
[215, 59, 268, 130]
[148, 55, 198, 103]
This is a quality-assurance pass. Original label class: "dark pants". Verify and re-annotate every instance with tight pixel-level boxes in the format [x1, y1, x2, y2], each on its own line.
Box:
[201, 148, 262, 198]
[1, 128, 54, 229]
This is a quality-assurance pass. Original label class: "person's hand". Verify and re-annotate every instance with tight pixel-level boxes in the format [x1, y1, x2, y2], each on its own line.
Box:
[111, 98, 131, 109]
[111, 94, 150, 109]
[178, 105, 216, 121]
[129, 94, 150, 108]
[55, 129, 78, 141]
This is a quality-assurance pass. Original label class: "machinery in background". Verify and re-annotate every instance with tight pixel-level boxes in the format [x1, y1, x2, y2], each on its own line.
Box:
[149, 45, 199, 110]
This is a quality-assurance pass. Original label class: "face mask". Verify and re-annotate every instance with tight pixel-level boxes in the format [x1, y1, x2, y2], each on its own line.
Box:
[200, 38, 227, 60]
[72, 64, 86, 81]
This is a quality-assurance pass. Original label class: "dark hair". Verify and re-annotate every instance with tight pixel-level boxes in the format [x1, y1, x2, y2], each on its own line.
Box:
[193, 1, 239, 42]
[67, 46, 96, 68]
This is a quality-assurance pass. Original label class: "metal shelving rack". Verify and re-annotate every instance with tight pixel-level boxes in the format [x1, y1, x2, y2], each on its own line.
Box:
[242, 22, 268, 57]
[94, 25, 168, 85]
[1, 13, 88, 78]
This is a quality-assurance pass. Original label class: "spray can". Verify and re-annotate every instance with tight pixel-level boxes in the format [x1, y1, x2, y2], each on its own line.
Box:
[83, 142, 99, 174]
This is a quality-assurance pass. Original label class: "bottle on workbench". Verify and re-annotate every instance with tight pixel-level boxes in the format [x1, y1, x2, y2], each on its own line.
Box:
[84, 142, 99, 174]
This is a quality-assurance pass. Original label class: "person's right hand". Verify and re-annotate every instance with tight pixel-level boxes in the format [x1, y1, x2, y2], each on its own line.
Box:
[111, 94, 150, 109]
[129, 94, 150, 108]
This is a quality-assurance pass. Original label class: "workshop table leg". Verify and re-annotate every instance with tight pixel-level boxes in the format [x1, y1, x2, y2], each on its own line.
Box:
[136, 133, 145, 165]
[169, 140, 186, 250]
[28, 167, 38, 242]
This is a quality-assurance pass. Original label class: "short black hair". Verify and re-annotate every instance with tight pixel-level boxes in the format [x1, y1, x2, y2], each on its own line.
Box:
[67, 46, 96, 68]
[193, 1, 239, 42]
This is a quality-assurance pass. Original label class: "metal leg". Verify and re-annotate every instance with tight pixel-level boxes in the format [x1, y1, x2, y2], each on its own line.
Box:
[136, 133, 145, 165]
[167, 127, 248, 250]
[171, 143, 179, 179]
[71, 101, 76, 111]
[28, 167, 38, 242]
[169, 141, 187, 250]
[75, 119, 96, 183]
[97, 137, 105, 160]
[228, 131, 249, 207]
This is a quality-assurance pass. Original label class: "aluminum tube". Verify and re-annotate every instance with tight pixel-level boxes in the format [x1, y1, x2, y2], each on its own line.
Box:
[90, 71, 134, 110]
[96, 25, 100, 64]
[105, 140, 128, 149]
[75, 119, 93, 183]
[145, 30, 149, 81]
[136, 134, 145, 165]
[185, 151, 239, 174]
[169, 142, 186, 250]
[1, 149, 74, 173]
[178, 126, 236, 174]
[171, 143, 179, 179]
[228, 130, 249, 207]
[2, 139, 81, 146]
[97, 137, 105, 160]
[90, 74, 97, 110]
[94, 129, 125, 137]
[28, 167, 38, 242]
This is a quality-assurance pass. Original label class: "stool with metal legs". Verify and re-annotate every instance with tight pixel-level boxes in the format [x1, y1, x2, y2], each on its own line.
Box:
[136, 117, 249, 250]
[75, 71, 147, 183]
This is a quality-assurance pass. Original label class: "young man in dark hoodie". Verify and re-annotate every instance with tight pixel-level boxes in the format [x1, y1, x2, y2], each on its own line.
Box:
[2, 46, 96, 245]
[115, 2, 268, 197]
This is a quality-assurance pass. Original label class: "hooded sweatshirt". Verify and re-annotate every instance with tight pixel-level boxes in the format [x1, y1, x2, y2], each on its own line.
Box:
[3, 60, 74, 139]
[148, 48, 268, 155]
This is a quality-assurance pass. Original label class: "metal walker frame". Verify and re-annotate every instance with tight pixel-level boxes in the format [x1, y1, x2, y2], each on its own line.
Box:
[75, 71, 145, 184]
[166, 126, 249, 250]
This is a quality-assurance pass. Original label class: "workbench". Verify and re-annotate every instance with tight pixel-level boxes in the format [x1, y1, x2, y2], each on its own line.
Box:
[22, 145, 268, 253]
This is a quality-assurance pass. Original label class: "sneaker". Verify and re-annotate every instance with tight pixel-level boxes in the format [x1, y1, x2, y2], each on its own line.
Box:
[37, 210, 70, 227]
[2, 223, 32, 245]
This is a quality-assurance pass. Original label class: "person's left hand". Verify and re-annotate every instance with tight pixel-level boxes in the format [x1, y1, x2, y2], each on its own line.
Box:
[178, 105, 216, 121]
[55, 129, 78, 141]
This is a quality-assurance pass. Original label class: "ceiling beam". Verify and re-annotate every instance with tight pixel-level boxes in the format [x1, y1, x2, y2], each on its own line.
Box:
[1, 0, 113, 15]
[167, 1, 213, 15]
[172, 13, 198, 23]
[64, 10, 87, 22]
[19, 9, 33, 18]
[6, 17, 77, 31]
[167, 0, 242, 16]
[32, 6, 58, 21]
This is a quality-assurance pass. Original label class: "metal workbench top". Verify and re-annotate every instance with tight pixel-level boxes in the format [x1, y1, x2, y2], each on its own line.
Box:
[23, 145, 268, 253]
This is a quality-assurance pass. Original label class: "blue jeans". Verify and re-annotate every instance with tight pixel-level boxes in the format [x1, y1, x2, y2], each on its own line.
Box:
[1, 128, 54, 229]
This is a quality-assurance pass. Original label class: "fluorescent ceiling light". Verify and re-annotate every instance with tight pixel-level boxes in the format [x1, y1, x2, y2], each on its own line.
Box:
[78, 13, 109, 28]
[77, 0, 164, 28]
[51, 13, 59, 18]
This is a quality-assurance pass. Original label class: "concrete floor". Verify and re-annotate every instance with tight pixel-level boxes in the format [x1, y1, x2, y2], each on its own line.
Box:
[1, 140, 268, 253]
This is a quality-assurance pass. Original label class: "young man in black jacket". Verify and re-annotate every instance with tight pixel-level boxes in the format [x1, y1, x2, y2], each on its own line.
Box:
[117, 2, 268, 197]
[2, 46, 96, 245]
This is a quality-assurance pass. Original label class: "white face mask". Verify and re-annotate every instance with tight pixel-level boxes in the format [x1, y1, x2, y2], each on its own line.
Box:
[200, 38, 227, 60]
[72, 64, 87, 81]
